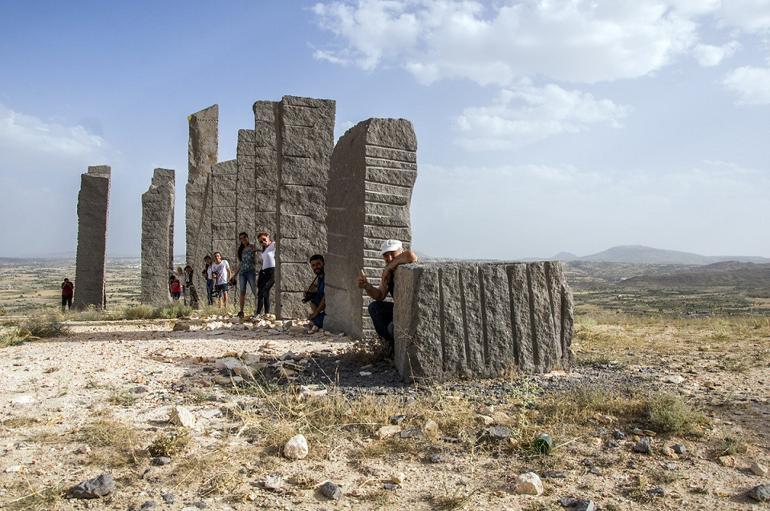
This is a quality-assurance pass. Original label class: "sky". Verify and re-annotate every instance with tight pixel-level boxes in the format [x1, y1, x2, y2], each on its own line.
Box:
[1, 0, 769, 260]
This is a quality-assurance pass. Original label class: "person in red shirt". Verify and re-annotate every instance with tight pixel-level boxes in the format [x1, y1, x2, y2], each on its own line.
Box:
[170, 278, 182, 302]
[61, 278, 74, 311]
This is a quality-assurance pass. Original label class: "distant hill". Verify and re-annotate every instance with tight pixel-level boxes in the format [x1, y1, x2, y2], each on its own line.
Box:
[620, 261, 770, 289]
[555, 245, 770, 265]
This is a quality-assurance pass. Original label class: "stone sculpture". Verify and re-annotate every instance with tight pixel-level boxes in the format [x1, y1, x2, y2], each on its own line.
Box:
[394, 261, 574, 381]
[185, 105, 218, 298]
[141, 168, 175, 305]
[73, 165, 111, 310]
[210, 159, 238, 264]
[325, 118, 417, 338]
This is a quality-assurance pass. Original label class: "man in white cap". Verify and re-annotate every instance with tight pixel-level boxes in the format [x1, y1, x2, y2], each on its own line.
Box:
[357, 239, 417, 355]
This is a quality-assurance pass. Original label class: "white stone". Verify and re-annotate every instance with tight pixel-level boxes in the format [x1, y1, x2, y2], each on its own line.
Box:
[169, 405, 196, 428]
[377, 425, 402, 439]
[5, 465, 22, 473]
[750, 461, 768, 476]
[283, 434, 309, 460]
[215, 357, 244, 372]
[515, 472, 544, 496]
[11, 395, 36, 406]
[389, 471, 406, 485]
[423, 419, 440, 438]
[299, 385, 328, 399]
[264, 475, 284, 491]
[662, 374, 685, 384]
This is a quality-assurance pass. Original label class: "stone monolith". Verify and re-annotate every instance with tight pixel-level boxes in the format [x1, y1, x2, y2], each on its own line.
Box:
[73, 165, 111, 309]
[394, 261, 574, 381]
[325, 119, 417, 338]
[186, 105, 218, 297]
[141, 168, 175, 305]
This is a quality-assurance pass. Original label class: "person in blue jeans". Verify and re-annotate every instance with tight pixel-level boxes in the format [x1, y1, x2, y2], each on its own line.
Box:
[356, 239, 417, 356]
[234, 232, 260, 318]
[305, 254, 326, 333]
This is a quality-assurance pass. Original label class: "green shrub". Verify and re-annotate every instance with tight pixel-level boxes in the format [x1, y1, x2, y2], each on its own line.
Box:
[20, 312, 68, 338]
[124, 305, 158, 320]
[158, 304, 192, 319]
[645, 393, 707, 435]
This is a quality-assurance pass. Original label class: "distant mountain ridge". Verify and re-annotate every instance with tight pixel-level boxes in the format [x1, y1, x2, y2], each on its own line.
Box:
[620, 261, 770, 289]
[555, 245, 770, 265]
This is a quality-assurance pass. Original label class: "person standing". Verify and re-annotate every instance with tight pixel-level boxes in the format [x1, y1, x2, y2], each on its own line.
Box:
[234, 232, 260, 318]
[61, 278, 74, 311]
[305, 254, 326, 333]
[256, 232, 275, 316]
[183, 265, 199, 308]
[170, 277, 182, 302]
[208, 251, 231, 309]
[357, 239, 417, 356]
[202, 255, 214, 306]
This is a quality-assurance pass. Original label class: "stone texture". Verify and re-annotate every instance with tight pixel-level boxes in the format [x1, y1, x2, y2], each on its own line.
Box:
[210, 159, 237, 264]
[394, 261, 574, 381]
[185, 105, 218, 297]
[325, 119, 417, 338]
[73, 166, 111, 310]
[141, 168, 175, 305]
[248, 96, 335, 318]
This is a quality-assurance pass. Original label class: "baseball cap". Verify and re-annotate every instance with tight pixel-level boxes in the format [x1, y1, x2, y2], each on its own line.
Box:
[380, 239, 403, 255]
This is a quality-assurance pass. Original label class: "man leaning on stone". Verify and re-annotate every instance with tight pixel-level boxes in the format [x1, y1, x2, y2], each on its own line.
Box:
[357, 239, 417, 356]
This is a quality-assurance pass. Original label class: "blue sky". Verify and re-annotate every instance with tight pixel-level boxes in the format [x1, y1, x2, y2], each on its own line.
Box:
[1, 0, 769, 259]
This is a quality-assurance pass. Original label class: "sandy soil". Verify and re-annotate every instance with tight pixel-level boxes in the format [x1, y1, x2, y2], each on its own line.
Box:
[0, 317, 768, 510]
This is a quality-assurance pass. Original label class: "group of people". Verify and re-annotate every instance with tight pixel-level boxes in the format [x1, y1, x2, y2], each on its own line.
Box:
[61, 230, 416, 354]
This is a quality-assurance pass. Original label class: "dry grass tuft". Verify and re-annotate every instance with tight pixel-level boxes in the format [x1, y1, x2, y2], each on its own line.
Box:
[169, 445, 252, 498]
[147, 428, 190, 457]
[78, 416, 143, 467]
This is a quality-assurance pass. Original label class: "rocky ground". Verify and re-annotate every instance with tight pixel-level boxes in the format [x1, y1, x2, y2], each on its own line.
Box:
[0, 313, 768, 510]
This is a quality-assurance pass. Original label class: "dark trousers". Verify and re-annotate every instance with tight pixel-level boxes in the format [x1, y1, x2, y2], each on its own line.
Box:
[61, 296, 72, 310]
[206, 279, 214, 305]
[368, 301, 394, 354]
[257, 267, 275, 314]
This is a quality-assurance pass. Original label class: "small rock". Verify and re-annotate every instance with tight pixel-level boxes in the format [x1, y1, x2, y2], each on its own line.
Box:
[671, 443, 687, 455]
[429, 453, 446, 464]
[161, 493, 175, 504]
[476, 414, 495, 426]
[283, 434, 309, 460]
[748, 484, 770, 502]
[612, 429, 625, 440]
[559, 497, 596, 511]
[515, 472, 544, 495]
[492, 411, 512, 425]
[662, 374, 684, 384]
[67, 473, 115, 499]
[660, 446, 676, 458]
[11, 395, 35, 406]
[648, 486, 665, 497]
[359, 371, 372, 376]
[319, 481, 342, 500]
[389, 472, 406, 485]
[169, 405, 196, 428]
[299, 385, 327, 399]
[132, 386, 149, 393]
[423, 419, 440, 438]
[139, 501, 156, 510]
[73, 445, 92, 455]
[588, 466, 602, 475]
[543, 470, 567, 479]
[633, 437, 652, 454]
[533, 433, 553, 454]
[389, 415, 405, 425]
[400, 428, 423, 439]
[485, 426, 512, 440]
[377, 425, 402, 439]
[214, 357, 244, 373]
[193, 501, 208, 509]
[718, 455, 735, 467]
[5, 465, 22, 473]
[151, 456, 171, 466]
[263, 475, 284, 491]
[750, 462, 768, 476]
[383, 482, 399, 491]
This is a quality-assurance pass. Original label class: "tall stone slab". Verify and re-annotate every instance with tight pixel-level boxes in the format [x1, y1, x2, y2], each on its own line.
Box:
[252, 101, 279, 238]
[186, 105, 218, 296]
[325, 119, 417, 338]
[141, 168, 175, 305]
[210, 159, 238, 265]
[73, 166, 111, 309]
[394, 261, 574, 382]
[275, 96, 336, 319]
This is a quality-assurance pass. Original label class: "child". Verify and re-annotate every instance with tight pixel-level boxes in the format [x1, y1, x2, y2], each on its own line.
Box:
[170, 277, 182, 301]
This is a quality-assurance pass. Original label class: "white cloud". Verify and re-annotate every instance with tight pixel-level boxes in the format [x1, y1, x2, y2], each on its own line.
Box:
[723, 65, 770, 104]
[455, 82, 630, 149]
[312, 0, 713, 85]
[718, 0, 770, 33]
[0, 103, 107, 159]
[693, 40, 740, 66]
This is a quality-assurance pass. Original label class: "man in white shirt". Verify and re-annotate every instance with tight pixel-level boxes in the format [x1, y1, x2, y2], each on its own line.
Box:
[256, 232, 276, 315]
[207, 251, 231, 309]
